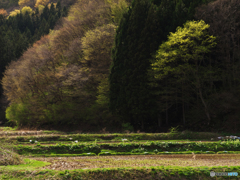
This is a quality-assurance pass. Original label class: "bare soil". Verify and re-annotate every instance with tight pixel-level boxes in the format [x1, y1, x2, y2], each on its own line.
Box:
[30, 154, 240, 171]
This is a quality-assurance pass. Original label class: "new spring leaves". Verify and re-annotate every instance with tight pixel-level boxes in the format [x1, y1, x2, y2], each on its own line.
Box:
[152, 20, 217, 80]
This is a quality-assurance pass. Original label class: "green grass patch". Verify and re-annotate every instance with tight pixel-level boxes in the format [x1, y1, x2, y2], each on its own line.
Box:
[0, 165, 239, 179]
[13, 140, 240, 156]
[0, 159, 50, 171]
[1, 131, 222, 142]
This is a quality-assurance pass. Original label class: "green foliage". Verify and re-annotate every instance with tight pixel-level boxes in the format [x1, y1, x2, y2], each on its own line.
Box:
[110, 0, 159, 130]
[122, 122, 134, 132]
[152, 20, 217, 80]
[108, 0, 128, 25]
[44, 101, 78, 125]
[20, 6, 33, 15]
[168, 126, 180, 133]
[151, 20, 217, 126]
[109, 0, 211, 130]
[10, 131, 221, 143]
[5, 103, 29, 127]
[0, 158, 50, 171]
[2, 0, 238, 132]
[14, 140, 240, 156]
[0, 1, 67, 126]
[2, 0, 121, 128]
[81, 23, 117, 77]
[96, 77, 110, 106]
[8, 9, 20, 17]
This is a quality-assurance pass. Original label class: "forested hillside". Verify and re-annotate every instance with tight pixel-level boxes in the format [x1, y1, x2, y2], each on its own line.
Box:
[110, 0, 240, 133]
[0, 0, 75, 12]
[1, 0, 240, 133]
[0, 0, 69, 124]
[1, 0, 130, 129]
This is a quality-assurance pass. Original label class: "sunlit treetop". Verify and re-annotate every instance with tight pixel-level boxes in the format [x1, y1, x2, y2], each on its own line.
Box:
[152, 20, 217, 80]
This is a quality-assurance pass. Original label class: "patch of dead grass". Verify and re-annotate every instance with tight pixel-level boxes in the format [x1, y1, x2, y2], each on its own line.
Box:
[0, 147, 23, 166]
[30, 154, 240, 170]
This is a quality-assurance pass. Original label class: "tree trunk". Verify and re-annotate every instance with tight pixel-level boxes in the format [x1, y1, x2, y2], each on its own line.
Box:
[195, 64, 211, 125]
[158, 113, 162, 127]
[199, 88, 211, 125]
[182, 81, 185, 125]
[166, 100, 168, 125]
[182, 102, 185, 125]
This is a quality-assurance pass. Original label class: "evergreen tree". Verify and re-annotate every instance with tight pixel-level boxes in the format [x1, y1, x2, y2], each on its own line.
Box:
[62, 6, 67, 17]
[23, 12, 34, 35]
[109, 0, 211, 130]
[24, 27, 32, 40]
[151, 20, 217, 125]
[38, 18, 49, 34]
[17, 13, 24, 33]
[49, 3, 56, 15]
[56, 1, 62, 18]
[48, 14, 56, 29]
[110, 0, 158, 130]
[33, 13, 40, 30]
[41, 5, 50, 21]
[0, 14, 5, 26]
[35, 7, 39, 15]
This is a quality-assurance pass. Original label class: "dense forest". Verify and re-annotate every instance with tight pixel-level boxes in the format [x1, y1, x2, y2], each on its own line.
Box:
[1, 0, 240, 133]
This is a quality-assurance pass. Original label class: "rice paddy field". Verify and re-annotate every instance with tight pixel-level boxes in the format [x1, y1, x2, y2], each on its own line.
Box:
[0, 127, 240, 179]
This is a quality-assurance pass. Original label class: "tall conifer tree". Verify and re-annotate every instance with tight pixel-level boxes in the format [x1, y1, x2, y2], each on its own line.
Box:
[110, 0, 159, 130]
[109, 0, 210, 130]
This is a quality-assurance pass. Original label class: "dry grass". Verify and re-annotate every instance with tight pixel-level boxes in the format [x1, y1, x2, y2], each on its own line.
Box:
[0, 147, 23, 166]
[0, 130, 44, 137]
[31, 154, 240, 170]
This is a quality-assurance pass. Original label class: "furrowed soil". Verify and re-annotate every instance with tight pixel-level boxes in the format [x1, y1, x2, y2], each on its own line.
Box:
[29, 154, 240, 171]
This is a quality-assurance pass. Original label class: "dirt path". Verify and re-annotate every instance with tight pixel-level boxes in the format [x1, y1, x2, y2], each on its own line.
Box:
[30, 154, 240, 171]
